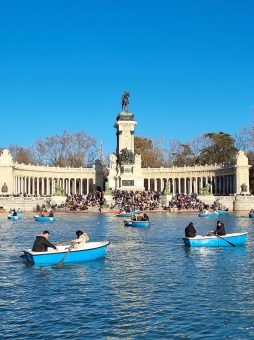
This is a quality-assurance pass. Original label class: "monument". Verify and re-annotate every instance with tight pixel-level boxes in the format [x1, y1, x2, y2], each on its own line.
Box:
[107, 92, 144, 191]
[51, 184, 66, 205]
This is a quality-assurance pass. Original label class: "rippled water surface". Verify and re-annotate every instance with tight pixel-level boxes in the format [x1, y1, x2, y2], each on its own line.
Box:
[1, 212, 254, 339]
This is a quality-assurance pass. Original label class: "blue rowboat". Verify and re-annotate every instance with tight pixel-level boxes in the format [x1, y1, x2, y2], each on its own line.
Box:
[183, 232, 248, 247]
[116, 211, 140, 217]
[22, 241, 110, 265]
[124, 220, 150, 227]
[249, 213, 254, 218]
[34, 216, 56, 222]
[198, 212, 219, 217]
[116, 213, 132, 217]
[8, 215, 22, 221]
[218, 210, 230, 215]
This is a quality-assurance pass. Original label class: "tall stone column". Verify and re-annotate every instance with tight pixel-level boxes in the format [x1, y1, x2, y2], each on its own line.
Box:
[37, 178, 39, 196]
[47, 178, 49, 195]
[154, 178, 157, 192]
[27, 177, 30, 195]
[86, 179, 89, 194]
[68, 179, 71, 195]
[14, 176, 16, 194]
[214, 176, 217, 195]
[74, 179, 76, 195]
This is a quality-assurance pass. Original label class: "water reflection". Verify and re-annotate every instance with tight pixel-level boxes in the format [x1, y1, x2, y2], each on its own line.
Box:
[1, 212, 254, 338]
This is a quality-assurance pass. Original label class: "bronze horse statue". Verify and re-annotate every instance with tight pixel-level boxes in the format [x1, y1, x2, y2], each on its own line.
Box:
[121, 91, 130, 111]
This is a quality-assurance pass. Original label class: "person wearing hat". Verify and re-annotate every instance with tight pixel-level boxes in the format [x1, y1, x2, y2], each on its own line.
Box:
[185, 222, 197, 238]
[72, 230, 89, 249]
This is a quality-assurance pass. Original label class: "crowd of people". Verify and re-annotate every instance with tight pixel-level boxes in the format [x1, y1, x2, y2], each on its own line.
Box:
[50, 192, 104, 211]
[111, 190, 161, 211]
[167, 194, 205, 210]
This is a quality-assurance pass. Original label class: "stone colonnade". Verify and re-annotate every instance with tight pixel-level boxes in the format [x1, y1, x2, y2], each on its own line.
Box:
[13, 176, 95, 196]
[11, 162, 104, 196]
[143, 175, 235, 195]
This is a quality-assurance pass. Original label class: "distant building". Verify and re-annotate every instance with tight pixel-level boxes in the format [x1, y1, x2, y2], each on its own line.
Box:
[107, 110, 250, 195]
[0, 111, 250, 196]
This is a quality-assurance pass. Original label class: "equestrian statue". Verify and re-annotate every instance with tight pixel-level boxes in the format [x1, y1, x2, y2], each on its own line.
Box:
[121, 91, 130, 112]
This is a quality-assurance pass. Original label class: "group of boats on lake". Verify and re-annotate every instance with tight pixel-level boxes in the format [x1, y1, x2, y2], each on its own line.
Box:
[7, 209, 56, 222]
[5, 207, 253, 266]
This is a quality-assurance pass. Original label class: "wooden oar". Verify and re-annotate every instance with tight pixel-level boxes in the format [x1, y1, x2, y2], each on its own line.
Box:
[217, 234, 236, 247]
[54, 244, 74, 268]
[56, 241, 70, 246]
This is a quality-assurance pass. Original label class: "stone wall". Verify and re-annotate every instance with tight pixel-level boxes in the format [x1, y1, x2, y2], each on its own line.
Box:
[233, 195, 254, 211]
[0, 197, 49, 211]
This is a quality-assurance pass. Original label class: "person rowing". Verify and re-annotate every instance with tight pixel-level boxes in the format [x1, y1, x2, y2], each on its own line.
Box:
[185, 222, 197, 238]
[207, 221, 226, 236]
[48, 210, 54, 217]
[32, 230, 57, 252]
[131, 213, 136, 221]
[143, 213, 149, 221]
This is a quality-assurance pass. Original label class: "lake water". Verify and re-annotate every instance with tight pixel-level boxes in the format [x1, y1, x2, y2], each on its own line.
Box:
[1, 212, 254, 339]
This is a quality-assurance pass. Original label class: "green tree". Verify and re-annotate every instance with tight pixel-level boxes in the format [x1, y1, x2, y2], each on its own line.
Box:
[196, 132, 237, 165]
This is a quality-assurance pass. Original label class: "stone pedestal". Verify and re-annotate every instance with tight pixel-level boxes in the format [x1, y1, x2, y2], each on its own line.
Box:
[103, 191, 114, 208]
[51, 195, 66, 205]
[197, 195, 216, 206]
[161, 193, 173, 207]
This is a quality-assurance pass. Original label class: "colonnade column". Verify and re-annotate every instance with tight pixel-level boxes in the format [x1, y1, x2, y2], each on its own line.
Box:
[172, 178, 175, 195]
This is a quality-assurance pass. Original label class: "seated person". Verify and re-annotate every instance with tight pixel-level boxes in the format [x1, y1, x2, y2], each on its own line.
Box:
[185, 222, 197, 238]
[32, 230, 57, 252]
[48, 210, 54, 217]
[142, 213, 149, 221]
[73, 230, 89, 249]
[39, 211, 45, 217]
[137, 214, 144, 221]
[215, 221, 226, 236]
[131, 213, 136, 221]
[250, 209, 254, 214]
[207, 221, 226, 236]
[12, 209, 17, 216]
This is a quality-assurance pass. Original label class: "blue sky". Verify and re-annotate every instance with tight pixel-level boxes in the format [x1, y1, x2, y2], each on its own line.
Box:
[0, 0, 253, 154]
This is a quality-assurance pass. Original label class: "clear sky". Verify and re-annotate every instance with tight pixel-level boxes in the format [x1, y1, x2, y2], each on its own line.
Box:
[0, 0, 253, 154]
